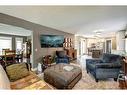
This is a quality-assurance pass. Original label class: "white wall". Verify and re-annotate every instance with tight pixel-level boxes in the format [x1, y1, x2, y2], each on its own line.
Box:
[116, 30, 125, 51]
[111, 30, 126, 55]
[87, 38, 98, 48]
[75, 36, 87, 56]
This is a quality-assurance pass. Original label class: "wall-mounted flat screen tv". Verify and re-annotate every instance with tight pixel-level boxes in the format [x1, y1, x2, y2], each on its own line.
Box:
[40, 35, 64, 48]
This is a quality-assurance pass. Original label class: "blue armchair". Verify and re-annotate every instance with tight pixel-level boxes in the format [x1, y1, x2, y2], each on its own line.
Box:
[86, 53, 122, 82]
[56, 50, 70, 64]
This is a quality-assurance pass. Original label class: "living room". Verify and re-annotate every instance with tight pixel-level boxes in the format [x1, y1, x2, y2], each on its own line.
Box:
[0, 6, 127, 90]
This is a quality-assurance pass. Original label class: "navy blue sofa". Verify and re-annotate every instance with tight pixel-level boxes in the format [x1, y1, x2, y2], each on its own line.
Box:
[86, 53, 122, 82]
[56, 51, 70, 64]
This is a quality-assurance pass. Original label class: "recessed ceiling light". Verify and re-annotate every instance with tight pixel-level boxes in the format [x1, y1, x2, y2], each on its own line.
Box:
[96, 31, 102, 35]
[93, 29, 104, 33]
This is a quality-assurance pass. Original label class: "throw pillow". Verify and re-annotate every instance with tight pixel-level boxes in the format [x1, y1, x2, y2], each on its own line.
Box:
[56, 51, 66, 58]
[6, 63, 29, 82]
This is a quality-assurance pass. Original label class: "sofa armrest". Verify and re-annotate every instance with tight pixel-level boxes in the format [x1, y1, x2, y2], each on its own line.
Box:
[95, 63, 122, 69]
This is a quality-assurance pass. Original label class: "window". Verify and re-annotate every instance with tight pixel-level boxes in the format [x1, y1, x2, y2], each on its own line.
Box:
[15, 37, 23, 53]
[0, 37, 12, 55]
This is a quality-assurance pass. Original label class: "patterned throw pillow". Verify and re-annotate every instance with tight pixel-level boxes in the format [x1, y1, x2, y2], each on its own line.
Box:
[6, 63, 29, 82]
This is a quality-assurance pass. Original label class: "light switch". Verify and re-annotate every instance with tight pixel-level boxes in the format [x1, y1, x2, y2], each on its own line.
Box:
[35, 48, 38, 52]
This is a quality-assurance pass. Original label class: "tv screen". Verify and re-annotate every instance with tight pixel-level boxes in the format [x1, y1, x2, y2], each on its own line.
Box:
[40, 35, 64, 48]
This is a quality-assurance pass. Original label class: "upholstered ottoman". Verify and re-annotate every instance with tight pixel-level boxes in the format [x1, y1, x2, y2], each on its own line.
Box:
[44, 63, 82, 89]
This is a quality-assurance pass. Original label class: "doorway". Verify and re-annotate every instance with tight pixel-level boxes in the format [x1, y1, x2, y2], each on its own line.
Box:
[106, 40, 111, 53]
[80, 39, 86, 55]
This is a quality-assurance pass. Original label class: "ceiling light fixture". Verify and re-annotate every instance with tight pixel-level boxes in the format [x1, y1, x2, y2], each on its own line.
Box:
[93, 29, 104, 33]
[96, 31, 101, 35]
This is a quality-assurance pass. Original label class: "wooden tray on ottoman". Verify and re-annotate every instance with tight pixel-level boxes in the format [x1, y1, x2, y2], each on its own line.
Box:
[44, 63, 82, 89]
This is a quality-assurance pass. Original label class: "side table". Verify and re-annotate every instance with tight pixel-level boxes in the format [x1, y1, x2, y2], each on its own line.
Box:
[118, 72, 127, 89]
[42, 55, 52, 65]
[118, 58, 127, 89]
[41, 55, 52, 72]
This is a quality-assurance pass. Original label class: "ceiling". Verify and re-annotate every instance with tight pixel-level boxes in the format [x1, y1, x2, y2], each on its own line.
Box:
[0, 6, 127, 37]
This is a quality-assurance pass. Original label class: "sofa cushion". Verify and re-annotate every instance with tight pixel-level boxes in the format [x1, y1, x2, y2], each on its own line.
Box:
[0, 65, 10, 89]
[109, 56, 121, 64]
[102, 53, 121, 64]
[95, 63, 121, 68]
[56, 51, 66, 58]
[6, 63, 29, 82]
